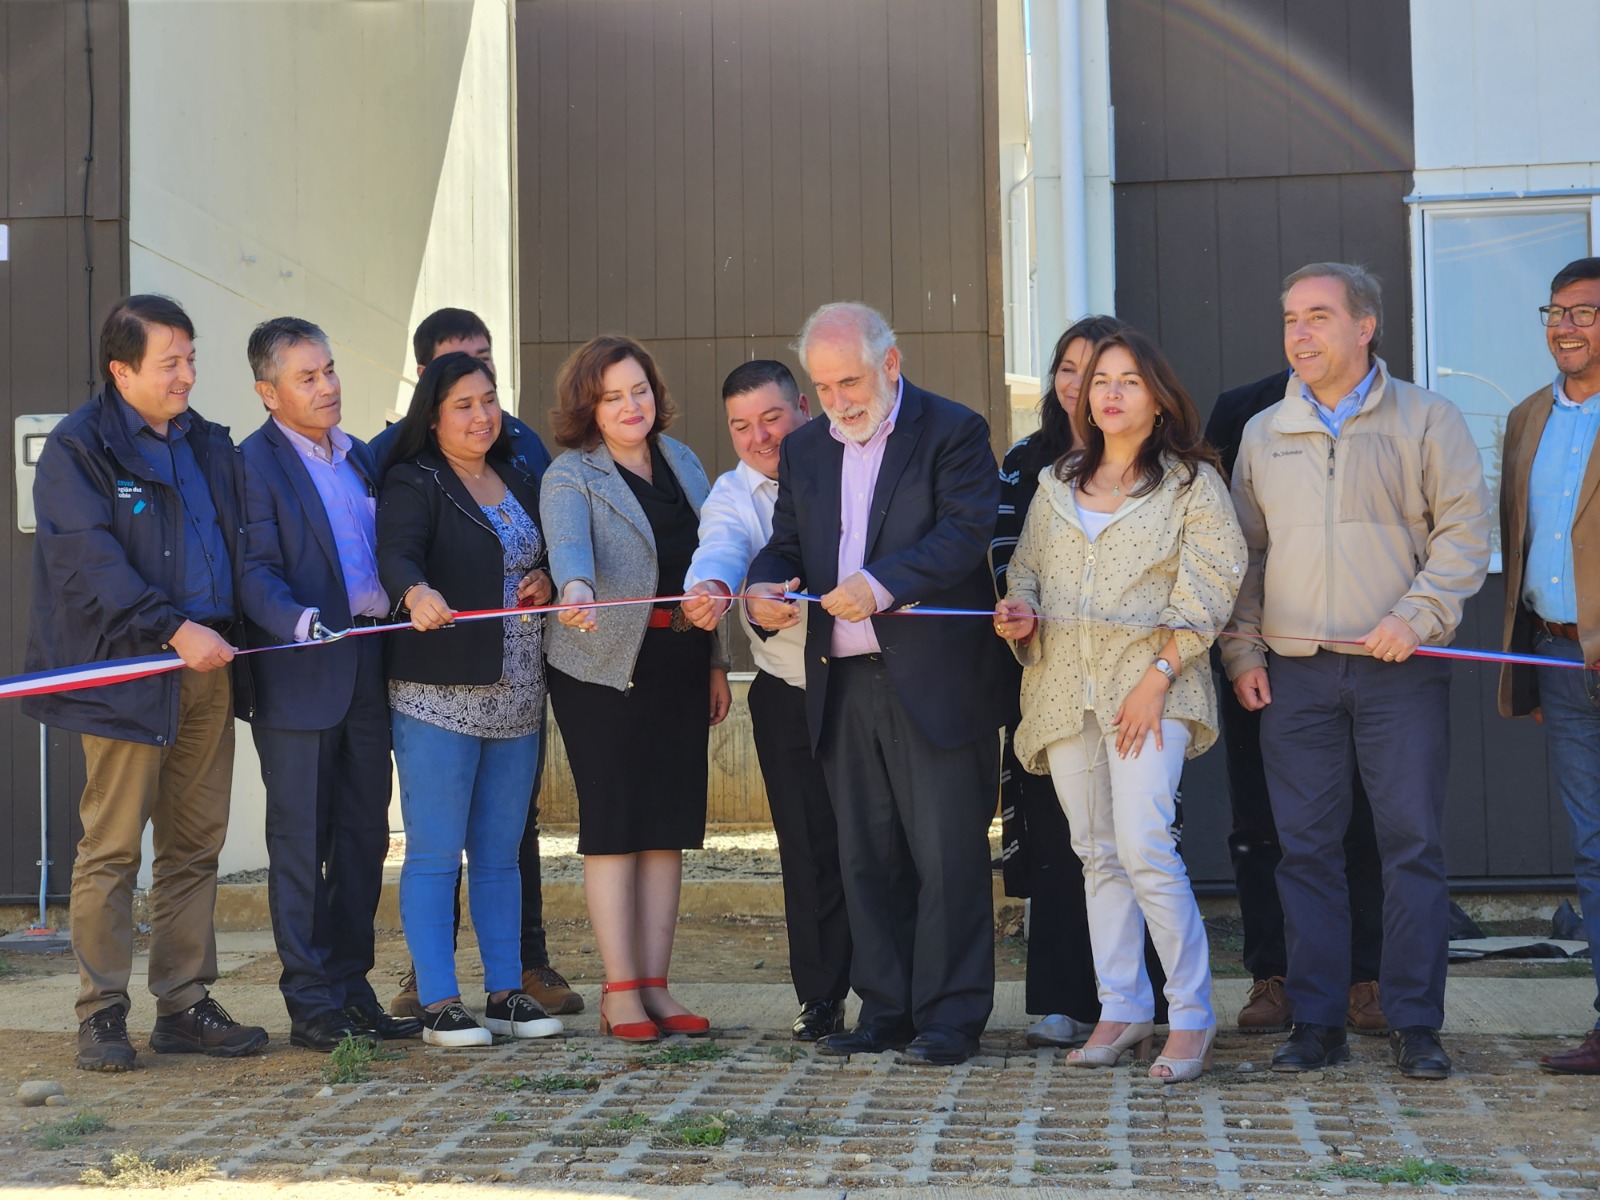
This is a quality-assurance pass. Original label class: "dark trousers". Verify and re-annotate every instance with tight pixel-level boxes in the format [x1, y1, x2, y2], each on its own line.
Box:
[253, 638, 391, 1021]
[820, 657, 997, 1039]
[748, 669, 853, 1003]
[1261, 651, 1451, 1030]
[448, 717, 550, 968]
[1215, 653, 1384, 982]
[1003, 725, 1170, 1022]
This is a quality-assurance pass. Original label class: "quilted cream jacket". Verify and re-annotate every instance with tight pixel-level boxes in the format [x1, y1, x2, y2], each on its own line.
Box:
[1005, 459, 1246, 771]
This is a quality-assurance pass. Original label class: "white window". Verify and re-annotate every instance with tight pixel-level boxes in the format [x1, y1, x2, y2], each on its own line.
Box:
[1412, 197, 1599, 565]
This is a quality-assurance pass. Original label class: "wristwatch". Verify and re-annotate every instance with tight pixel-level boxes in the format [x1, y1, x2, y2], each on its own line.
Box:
[1152, 657, 1177, 683]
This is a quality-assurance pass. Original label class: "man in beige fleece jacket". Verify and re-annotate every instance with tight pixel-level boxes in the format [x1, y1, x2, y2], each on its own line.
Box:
[1223, 263, 1490, 1081]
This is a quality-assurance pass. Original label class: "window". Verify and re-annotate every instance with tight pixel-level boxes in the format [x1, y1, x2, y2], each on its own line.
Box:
[1414, 198, 1598, 564]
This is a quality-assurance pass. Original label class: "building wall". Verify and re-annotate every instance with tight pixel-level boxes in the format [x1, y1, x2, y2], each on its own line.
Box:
[1106, 0, 1418, 885]
[514, 0, 1008, 483]
[125, 0, 519, 875]
[1, 0, 128, 902]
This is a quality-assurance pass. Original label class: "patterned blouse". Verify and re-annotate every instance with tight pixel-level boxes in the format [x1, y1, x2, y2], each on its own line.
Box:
[388, 491, 546, 739]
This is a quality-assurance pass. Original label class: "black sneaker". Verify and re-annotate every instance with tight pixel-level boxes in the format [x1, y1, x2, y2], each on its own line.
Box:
[150, 995, 269, 1058]
[77, 1004, 137, 1072]
[484, 992, 563, 1039]
[420, 1000, 492, 1048]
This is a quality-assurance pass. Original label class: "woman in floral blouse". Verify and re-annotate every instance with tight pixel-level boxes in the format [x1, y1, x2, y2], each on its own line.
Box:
[378, 352, 563, 1048]
[995, 329, 1245, 1083]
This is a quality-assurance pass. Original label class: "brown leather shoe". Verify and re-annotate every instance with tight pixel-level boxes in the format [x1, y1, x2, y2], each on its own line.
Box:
[522, 965, 584, 1015]
[1541, 1029, 1600, 1075]
[1237, 976, 1292, 1033]
[391, 967, 424, 1021]
[1346, 980, 1388, 1035]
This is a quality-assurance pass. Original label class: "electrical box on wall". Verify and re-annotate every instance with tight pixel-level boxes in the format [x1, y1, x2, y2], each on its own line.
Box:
[15, 415, 66, 533]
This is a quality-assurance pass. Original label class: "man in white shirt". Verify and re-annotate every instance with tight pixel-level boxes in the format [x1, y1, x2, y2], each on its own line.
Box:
[681, 360, 853, 1041]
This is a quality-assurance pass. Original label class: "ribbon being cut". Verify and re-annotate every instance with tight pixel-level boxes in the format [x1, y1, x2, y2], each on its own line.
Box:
[0, 591, 1589, 703]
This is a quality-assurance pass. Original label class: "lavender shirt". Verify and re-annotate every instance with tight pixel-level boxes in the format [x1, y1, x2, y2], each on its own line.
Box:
[829, 382, 902, 657]
[275, 421, 388, 639]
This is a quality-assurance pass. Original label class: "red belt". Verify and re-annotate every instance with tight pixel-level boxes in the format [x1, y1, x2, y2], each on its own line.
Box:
[647, 608, 675, 629]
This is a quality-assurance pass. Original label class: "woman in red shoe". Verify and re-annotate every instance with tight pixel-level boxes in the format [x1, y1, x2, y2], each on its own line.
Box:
[541, 336, 732, 1040]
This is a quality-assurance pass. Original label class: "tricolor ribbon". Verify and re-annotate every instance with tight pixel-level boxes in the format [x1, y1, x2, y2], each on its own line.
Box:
[1, 590, 1589, 703]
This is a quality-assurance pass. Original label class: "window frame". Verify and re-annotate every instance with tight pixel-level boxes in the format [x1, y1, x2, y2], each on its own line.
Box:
[1409, 194, 1600, 573]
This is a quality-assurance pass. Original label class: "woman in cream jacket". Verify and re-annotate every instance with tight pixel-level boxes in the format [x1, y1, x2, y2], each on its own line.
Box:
[995, 329, 1246, 1083]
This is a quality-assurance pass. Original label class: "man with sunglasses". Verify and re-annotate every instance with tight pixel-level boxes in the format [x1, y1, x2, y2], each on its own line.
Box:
[1499, 256, 1600, 1074]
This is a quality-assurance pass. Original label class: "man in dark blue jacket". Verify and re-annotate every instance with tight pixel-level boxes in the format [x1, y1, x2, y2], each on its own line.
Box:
[369, 308, 579, 1019]
[24, 295, 268, 1071]
[748, 302, 1008, 1067]
[238, 317, 420, 1050]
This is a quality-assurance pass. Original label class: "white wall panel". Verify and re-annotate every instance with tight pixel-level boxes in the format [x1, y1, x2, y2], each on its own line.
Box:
[129, 0, 518, 871]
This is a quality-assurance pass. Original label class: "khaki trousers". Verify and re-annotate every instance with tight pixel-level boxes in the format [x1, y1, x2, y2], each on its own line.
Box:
[73, 667, 234, 1021]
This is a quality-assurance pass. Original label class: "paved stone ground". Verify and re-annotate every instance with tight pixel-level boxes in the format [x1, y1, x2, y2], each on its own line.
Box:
[9, 1015, 1600, 1196]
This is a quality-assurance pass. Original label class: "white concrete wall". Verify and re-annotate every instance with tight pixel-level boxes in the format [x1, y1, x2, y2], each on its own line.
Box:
[1411, 0, 1600, 195]
[128, 0, 517, 877]
[1025, 0, 1116, 381]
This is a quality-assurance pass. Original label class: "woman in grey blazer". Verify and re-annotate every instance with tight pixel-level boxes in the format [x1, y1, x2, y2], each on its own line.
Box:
[541, 335, 731, 1042]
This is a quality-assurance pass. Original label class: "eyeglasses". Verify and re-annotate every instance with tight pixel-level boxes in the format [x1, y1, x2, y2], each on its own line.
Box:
[1539, 304, 1599, 328]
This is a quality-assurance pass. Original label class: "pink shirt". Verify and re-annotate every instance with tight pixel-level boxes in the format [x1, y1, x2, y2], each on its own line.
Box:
[830, 383, 902, 657]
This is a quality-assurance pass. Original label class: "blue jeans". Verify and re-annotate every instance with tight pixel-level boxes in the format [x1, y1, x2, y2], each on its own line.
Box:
[1533, 631, 1600, 1024]
[391, 710, 538, 1007]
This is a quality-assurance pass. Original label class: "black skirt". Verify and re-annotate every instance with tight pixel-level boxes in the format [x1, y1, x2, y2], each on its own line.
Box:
[548, 626, 712, 854]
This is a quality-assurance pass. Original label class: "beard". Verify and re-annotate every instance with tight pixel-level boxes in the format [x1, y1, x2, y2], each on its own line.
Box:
[827, 373, 898, 444]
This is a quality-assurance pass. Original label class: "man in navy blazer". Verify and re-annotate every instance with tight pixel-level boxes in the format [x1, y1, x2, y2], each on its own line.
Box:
[238, 318, 418, 1049]
[748, 302, 1007, 1066]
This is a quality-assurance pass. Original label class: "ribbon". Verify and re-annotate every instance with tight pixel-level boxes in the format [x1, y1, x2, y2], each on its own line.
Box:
[781, 592, 1595, 673]
[3, 589, 1591, 703]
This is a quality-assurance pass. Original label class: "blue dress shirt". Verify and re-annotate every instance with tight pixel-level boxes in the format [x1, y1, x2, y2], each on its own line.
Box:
[1523, 377, 1600, 624]
[119, 397, 234, 623]
[1302, 362, 1380, 438]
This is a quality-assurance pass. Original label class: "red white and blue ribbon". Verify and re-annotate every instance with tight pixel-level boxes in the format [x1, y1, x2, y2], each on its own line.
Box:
[1, 589, 1589, 703]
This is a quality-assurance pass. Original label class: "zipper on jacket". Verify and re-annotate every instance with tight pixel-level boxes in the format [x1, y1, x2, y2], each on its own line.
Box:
[1324, 440, 1337, 645]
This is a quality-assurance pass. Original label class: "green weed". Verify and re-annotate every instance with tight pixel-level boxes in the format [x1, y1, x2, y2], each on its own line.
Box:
[36, 1110, 108, 1150]
[605, 1112, 650, 1131]
[1322, 1157, 1485, 1185]
[654, 1113, 728, 1147]
[1397, 1106, 1424, 1118]
[320, 1033, 400, 1084]
[638, 1040, 727, 1066]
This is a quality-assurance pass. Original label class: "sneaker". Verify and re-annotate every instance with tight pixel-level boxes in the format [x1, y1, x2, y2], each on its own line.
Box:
[420, 1000, 493, 1048]
[391, 967, 424, 1021]
[77, 1004, 137, 1072]
[484, 991, 563, 1039]
[522, 964, 584, 1015]
[150, 995, 269, 1058]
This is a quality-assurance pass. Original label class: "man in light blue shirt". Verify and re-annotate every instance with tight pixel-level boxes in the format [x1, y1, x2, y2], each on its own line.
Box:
[1499, 256, 1600, 1074]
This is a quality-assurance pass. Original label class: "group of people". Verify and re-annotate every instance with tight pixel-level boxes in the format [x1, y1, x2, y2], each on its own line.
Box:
[22, 253, 1600, 1084]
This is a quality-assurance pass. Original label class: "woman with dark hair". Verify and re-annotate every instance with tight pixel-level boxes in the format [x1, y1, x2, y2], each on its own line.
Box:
[995, 329, 1245, 1083]
[378, 352, 562, 1047]
[541, 335, 731, 1042]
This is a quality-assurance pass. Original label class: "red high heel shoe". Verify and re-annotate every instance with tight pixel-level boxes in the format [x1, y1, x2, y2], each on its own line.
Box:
[639, 977, 710, 1036]
[598, 980, 661, 1042]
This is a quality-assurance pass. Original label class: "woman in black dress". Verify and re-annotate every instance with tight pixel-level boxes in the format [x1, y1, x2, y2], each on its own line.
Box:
[540, 335, 731, 1041]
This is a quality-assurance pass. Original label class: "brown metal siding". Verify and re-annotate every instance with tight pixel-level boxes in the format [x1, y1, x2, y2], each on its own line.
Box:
[515, 0, 1006, 487]
[2, 0, 130, 901]
[1111, 1, 1562, 885]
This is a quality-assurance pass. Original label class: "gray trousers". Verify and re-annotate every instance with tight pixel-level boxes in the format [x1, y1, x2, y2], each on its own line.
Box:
[1260, 651, 1452, 1030]
[820, 657, 997, 1040]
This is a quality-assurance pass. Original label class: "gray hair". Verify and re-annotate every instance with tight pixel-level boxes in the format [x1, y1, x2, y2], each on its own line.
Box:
[1281, 262, 1383, 351]
[793, 302, 897, 372]
[247, 316, 331, 383]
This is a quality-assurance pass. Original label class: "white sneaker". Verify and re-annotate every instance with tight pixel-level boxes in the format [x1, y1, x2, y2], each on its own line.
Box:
[1026, 1013, 1094, 1048]
[484, 992, 563, 1039]
[420, 1000, 493, 1048]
